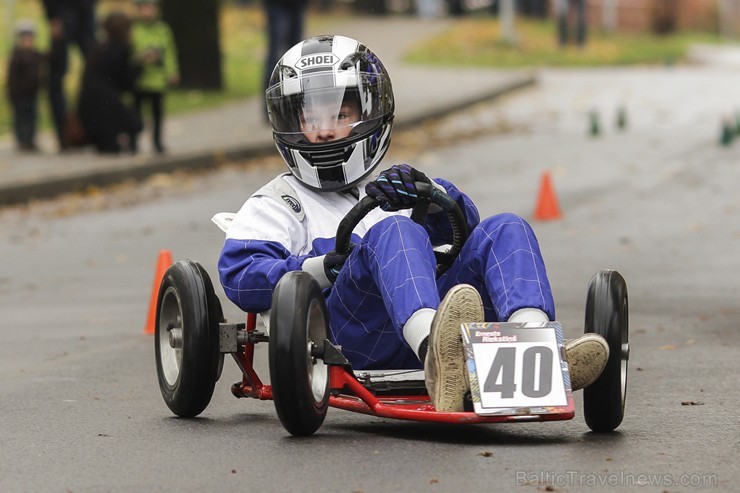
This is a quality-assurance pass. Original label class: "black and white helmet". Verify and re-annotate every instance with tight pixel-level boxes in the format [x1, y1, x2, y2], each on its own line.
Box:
[266, 35, 395, 192]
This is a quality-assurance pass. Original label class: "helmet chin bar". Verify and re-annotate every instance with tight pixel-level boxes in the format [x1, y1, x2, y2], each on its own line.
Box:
[275, 121, 392, 193]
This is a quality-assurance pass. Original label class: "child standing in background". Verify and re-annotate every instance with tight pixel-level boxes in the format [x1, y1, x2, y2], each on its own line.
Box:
[6, 20, 45, 152]
[131, 0, 179, 153]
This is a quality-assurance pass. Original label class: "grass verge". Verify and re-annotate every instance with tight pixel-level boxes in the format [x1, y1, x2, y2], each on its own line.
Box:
[405, 17, 723, 68]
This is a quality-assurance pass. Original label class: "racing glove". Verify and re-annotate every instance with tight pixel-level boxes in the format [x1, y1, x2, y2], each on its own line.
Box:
[323, 246, 354, 284]
[365, 164, 434, 211]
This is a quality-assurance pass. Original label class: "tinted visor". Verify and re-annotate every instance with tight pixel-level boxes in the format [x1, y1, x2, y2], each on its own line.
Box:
[267, 72, 393, 145]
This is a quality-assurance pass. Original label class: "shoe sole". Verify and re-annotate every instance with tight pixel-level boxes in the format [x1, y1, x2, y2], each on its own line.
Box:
[566, 334, 610, 391]
[427, 285, 484, 412]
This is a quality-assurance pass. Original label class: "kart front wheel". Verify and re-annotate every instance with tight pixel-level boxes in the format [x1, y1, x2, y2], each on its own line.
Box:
[269, 271, 330, 436]
[583, 270, 629, 432]
[155, 260, 221, 418]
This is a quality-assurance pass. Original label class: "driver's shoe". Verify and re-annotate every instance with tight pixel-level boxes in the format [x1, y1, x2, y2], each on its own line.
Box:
[425, 284, 484, 412]
[565, 334, 609, 391]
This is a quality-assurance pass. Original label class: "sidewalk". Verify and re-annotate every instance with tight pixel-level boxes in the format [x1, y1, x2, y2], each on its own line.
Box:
[0, 15, 536, 206]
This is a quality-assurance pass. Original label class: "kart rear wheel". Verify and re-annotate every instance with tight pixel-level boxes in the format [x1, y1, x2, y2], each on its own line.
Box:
[269, 271, 330, 436]
[155, 260, 221, 418]
[583, 270, 629, 432]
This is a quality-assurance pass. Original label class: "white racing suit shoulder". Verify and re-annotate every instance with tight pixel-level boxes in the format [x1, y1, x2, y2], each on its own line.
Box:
[211, 173, 305, 235]
[252, 173, 306, 222]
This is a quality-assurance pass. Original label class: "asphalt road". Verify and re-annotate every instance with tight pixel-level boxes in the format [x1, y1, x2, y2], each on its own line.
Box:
[1, 66, 739, 492]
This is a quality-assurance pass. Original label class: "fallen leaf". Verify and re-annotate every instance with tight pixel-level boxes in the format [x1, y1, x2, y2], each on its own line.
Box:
[479, 451, 493, 457]
[430, 478, 439, 484]
[681, 401, 704, 406]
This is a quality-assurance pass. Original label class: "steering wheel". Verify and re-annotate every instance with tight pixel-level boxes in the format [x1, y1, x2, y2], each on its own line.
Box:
[334, 182, 469, 275]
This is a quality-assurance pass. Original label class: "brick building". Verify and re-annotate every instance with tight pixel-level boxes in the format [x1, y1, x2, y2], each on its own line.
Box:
[556, 0, 740, 35]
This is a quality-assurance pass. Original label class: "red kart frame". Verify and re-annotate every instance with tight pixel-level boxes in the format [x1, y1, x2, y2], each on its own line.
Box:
[155, 260, 625, 435]
[229, 313, 576, 425]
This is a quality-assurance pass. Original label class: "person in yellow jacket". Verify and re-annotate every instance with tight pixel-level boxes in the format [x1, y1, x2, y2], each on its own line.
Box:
[131, 0, 179, 153]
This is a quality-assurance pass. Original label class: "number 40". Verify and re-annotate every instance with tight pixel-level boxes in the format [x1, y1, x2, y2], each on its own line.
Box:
[483, 346, 553, 398]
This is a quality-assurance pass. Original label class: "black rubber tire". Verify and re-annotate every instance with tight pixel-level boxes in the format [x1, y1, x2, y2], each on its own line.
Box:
[583, 270, 629, 432]
[155, 260, 221, 418]
[269, 271, 330, 436]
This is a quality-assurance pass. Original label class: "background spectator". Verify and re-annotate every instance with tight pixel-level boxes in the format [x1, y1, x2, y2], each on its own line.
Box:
[77, 11, 142, 154]
[520, 0, 548, 18]
[6, 19, 45, 152]
[557, 0, 587, 48]
[131, 0, 180, 154]
[263, 0, 308, 118]
[42, 0, 98, 152]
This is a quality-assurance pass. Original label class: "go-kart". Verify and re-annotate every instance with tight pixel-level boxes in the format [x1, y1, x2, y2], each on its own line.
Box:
[154, 183, 629, 436]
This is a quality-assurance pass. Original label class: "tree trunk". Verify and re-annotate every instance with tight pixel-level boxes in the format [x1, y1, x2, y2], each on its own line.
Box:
[601, 0, 617, 34]
[161, 0, 223, 90]
[500, 0, 517, 44]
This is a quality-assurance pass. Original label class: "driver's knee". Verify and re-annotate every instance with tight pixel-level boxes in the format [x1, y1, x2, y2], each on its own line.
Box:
[475, 213, 535, 242]
[364, 215, 430, 247]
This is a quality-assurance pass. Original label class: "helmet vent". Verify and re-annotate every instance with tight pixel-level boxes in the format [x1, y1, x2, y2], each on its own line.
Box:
[299, 144, 355, 168]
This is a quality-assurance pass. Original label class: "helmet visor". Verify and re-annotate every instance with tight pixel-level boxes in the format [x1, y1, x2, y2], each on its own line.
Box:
[267, 72, 393, 145]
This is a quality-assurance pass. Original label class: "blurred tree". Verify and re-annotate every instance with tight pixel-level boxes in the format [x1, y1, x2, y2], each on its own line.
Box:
[160, 0, 222, 89]
[353, 0, 388, 15]
[500, 0, 517, 44]
[448, 0, 464, 16]
[519, 0, 547, 18]
[718, 0, 740, 38]
[601, 0, 616, 34]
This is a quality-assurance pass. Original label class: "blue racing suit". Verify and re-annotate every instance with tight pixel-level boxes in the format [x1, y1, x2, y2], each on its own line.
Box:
[218, 173, 555, 370]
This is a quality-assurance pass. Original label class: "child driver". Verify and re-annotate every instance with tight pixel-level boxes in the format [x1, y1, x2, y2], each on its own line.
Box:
[218, 35, 609, 412]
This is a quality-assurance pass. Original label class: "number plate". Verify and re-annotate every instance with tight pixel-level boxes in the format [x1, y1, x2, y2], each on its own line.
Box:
[461, 322, 571, 416]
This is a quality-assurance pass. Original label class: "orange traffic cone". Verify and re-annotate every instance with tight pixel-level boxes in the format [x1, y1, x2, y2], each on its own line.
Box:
[145, 249, 173, 335]
[534, 171, 562, 221]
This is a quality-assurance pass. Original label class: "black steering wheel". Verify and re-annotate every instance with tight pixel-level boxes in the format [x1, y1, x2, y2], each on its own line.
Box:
[335, 182, 469, 275]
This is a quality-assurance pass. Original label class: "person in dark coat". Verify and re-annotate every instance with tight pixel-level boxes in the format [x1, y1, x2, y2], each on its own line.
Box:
[42, 0, 98, 151]
[557, 0, 587, 48]
[6, 20, 45, 152]
[262, 0, 309, 119]
[77, 11, 143, 154]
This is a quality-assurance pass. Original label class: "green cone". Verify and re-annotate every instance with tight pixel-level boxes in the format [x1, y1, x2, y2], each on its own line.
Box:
[590, 111, 600, 137]
[720, 120, 734, 147]
[617, 106, 627, 130]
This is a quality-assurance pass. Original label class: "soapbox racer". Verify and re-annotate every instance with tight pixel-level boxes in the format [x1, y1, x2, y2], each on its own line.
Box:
[154, 183, 629, 436]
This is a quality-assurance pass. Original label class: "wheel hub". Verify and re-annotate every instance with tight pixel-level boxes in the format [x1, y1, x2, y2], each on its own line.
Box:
[169, 327, 183, 349]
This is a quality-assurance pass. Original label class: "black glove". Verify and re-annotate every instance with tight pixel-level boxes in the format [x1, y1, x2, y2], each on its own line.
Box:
[323, 246, 354, 284]
[365, 164, 433, 211]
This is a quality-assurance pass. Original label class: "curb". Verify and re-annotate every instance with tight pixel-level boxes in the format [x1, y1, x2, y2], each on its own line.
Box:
[0, 143, 277, 206]
[0, 72, 536, 207]
[394, 71, 536, 131]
